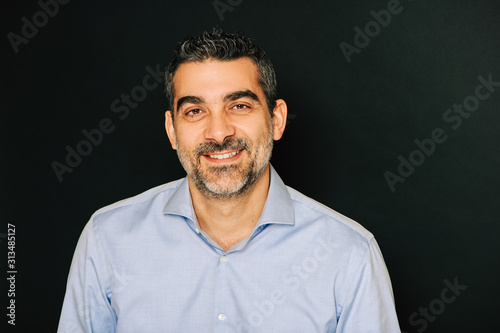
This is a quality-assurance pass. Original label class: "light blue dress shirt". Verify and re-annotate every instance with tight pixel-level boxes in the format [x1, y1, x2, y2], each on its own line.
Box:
[58, 166, 400, 332]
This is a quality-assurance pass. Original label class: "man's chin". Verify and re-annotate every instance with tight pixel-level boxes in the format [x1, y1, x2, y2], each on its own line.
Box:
[199, 175, 247, 198]
[189, 158, 268, 200]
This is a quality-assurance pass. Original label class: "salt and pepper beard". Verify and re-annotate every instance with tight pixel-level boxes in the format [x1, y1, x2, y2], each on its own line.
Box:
[175, 124, 274, 200]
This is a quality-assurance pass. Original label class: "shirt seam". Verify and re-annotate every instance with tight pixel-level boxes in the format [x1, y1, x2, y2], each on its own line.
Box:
[336, 237, 372, 318]
[92, 180, 183, 219]
[287, 188, 374, 241]
[89, 217, 118, 326]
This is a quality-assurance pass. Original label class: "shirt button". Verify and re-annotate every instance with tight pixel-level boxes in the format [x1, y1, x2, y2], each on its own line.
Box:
[194, 228, 200, 234]
[220, 256, 227, 263]
[218, 313, 226, 321]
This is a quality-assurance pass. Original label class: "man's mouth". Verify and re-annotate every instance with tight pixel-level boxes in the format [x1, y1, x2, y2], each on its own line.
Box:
[205, 149, 243, 160]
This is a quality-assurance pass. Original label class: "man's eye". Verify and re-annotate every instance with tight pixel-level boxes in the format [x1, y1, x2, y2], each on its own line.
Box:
[231, 104, 250, 110]
[185, 109, 202, 116]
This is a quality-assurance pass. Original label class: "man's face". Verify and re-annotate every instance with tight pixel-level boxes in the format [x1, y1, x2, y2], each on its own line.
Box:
[165, 57, 282, 200]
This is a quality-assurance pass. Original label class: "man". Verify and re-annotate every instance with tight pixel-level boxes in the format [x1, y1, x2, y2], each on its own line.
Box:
[58, 29, 401, 332]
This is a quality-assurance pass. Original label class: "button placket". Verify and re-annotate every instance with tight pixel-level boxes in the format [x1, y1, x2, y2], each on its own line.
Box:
[213, 251, 231, 330]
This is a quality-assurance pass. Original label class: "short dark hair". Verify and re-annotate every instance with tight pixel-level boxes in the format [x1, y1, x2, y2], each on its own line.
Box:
[164, 28, 277, 115]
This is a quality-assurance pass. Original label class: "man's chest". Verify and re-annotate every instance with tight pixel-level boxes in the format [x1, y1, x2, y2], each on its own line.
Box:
[105, 230, 344, 332]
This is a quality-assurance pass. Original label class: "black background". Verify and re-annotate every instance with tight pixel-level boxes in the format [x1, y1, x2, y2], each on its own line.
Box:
[2, 0, 499, 332]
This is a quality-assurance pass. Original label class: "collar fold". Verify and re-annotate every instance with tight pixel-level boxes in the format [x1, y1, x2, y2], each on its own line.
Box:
[162, 165, 294, 227]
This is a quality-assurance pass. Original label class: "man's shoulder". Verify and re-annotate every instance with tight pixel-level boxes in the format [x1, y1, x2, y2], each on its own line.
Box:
[90, 178, 184, 222]
[285, 185, 374, 242]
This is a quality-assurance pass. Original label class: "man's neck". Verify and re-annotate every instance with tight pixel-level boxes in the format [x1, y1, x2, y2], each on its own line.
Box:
[188, 166, 271, 252]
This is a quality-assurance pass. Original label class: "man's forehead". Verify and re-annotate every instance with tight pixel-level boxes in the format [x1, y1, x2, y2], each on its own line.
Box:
[172, 57, 261, 100]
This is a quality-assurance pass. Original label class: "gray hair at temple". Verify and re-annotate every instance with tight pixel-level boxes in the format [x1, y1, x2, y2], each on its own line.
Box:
[164, 28, 277, 115]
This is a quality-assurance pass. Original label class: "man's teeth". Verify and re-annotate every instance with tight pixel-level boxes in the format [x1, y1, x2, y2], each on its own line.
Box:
[209, 150, 240, 159]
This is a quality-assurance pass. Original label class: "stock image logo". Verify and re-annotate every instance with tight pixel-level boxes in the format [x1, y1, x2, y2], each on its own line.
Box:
[339, 0, 407, 64]
[7, 0, 71, 54]
[384, 74, 499, 192]
[402, 277, 467, 333]
[51, 64, 164, 183]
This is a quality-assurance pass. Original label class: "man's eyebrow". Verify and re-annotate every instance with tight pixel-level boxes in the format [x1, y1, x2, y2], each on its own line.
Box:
[176, 96, 205, 113]
[176, 90, 260, 113]
[223, 90, 261, 104]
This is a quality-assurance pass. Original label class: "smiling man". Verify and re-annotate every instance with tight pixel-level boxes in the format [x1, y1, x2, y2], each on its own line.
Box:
[165, 56, 287, 252]
[58, 29, 401, 332]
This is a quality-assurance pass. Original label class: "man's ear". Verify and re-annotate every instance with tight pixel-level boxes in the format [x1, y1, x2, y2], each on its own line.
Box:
[271, 99, 287, 141]
[165, 110, 177, 150]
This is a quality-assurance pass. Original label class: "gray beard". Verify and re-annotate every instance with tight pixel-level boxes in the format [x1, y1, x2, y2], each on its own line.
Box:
[190, 154, 263, 200]
[176, 132, 273, 200]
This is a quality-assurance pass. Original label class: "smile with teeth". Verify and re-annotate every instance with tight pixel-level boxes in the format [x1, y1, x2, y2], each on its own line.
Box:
[207, 149, 242, 159]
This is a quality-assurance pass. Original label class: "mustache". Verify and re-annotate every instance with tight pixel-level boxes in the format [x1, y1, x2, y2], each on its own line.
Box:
[195, 138, 250, 157]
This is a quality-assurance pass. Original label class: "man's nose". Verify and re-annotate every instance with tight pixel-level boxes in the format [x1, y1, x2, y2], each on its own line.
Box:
[204, 111, 235, 143]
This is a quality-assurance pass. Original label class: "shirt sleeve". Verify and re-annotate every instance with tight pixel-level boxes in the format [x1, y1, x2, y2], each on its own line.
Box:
[58, 220, 117, 333]
[336, 237, 401, 333]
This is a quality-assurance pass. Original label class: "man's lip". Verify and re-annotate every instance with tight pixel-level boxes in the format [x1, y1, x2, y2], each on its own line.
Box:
[203, 149, 241, 156]
[202, 149, 244, 162]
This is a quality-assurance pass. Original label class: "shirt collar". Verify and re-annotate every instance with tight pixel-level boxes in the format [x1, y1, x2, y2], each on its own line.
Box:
[162, 175, 197, 222]
[256, 164, 295, 227]
[162, 164, 295, 227]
